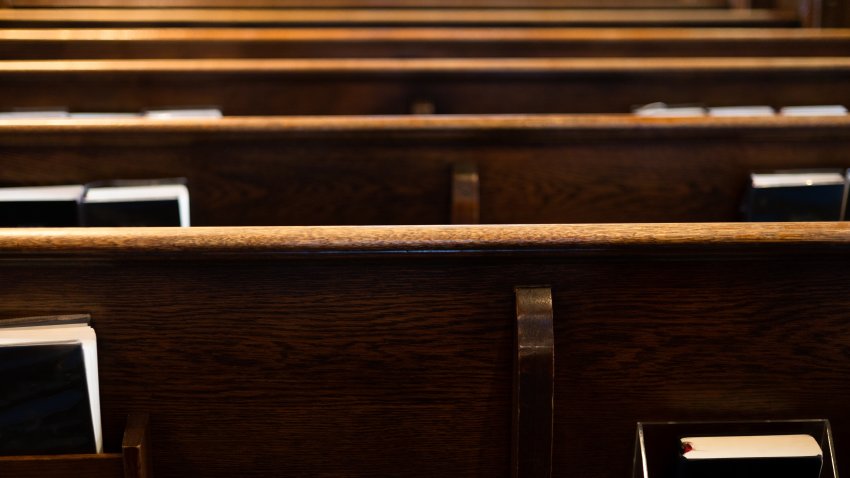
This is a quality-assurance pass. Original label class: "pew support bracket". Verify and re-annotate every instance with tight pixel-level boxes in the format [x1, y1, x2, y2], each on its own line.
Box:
[513, 286, 554, 478]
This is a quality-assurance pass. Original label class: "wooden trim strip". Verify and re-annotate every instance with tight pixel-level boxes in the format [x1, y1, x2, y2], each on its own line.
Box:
[0, 224, 849, 256]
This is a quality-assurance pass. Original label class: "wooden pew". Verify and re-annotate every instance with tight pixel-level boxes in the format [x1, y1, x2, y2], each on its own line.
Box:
[3, 28, 850, 59]
[0, 8, 802, 28]
[2, 115, 848, 225]
[0, 223, 849, 478]
[2, 58, 848, 115]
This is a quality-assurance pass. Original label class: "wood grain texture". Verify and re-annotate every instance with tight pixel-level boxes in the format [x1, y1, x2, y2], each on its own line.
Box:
[3, 0, 727, 7]
[0, 8, 800, 28]
[0, 454, 124, 478]
[0, 223, 849, 256]
[122, 414, 151, 478]
[1, 115, 849, 225]
[3, 27, 850, 59]
[1, 224, 850, 478]
[513, 287, 554, 478]
[0, 57, 847, 115]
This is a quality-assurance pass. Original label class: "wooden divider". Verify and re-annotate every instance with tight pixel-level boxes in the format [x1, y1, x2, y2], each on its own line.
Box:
[1, 115, 848, 225]
[0, 223, 849, 478]
[3, 28, 850, 59]
[0, 8, 801, 28]
[1, 57, 848, 115]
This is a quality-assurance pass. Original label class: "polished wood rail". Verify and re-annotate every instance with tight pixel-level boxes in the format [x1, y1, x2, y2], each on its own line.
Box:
[0, 8, 801, 28]
[1, 57, 847, 115]
[0, 223, 849, 478]
[0, 0, 728, 7]
[1, 115, 848, 225]
[3, 28, 849, 59]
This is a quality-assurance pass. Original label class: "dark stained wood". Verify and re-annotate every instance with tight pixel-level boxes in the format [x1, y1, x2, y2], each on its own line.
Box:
[0, 8, 801, 28]
[513, 287, 554, 478]
[0, 58, 847, 115]
[3, 28, 850, 60]
[0, 454, 125, 478]
[451, 162, 479, 225]
[1, 115, 849, 225]
[122, 414, 151, 478]
[1, 224, 850, 478]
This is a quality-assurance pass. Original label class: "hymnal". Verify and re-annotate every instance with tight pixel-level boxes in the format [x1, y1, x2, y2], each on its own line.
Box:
[144, 108, 222, 119]
[82, 179, 190, 227]
[0, 184, 84, 227]
[633, 102, 706, 117]
[708, 106, 775, 117]
[0, 315, 101, 455]
[780, 105, 848, 117]
[744, 170, 847, 221]
[679, 434, 822, 478]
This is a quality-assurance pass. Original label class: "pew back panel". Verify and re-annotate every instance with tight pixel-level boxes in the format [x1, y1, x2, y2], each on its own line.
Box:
[1, 115, 849, 225]
[2, 58, 849, 115]
[3, 28, 850, 59]
[0, 8, 802, 28]
[0, 224, 849, 478]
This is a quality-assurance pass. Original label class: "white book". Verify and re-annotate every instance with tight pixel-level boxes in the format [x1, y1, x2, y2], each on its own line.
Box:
[0, 184, 83, 202]
[751, 171, 845, 189]
[708, 106, 775, 117]
[780, 105, 849, 117]
[84, 183, 190, 227]
[144, 108, 222, 119]
[633, 102, 706, 118]
[0, 110, 69, 119]
[69, 113, 142, 119]
[0, 318, 101, 454]
[681, 434, 821, 460]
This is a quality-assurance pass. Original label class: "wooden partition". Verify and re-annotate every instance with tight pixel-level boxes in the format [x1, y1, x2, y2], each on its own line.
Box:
[1, 58, 848, 115]
[1, 223, 849, 478]
[3, 28, 850, 59]
[2, 115, 848, 225]
[0, 8, 801, 28]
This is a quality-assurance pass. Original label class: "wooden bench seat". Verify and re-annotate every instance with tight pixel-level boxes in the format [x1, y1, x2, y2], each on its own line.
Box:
[2, 114, 848, 225]
[2, 57, 849, 115]
[1, 223, 849, 478]
[3, 27, 849, 59]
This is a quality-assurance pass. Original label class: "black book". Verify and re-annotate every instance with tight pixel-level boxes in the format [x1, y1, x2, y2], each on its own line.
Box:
[744, 170, 847, 221]
[678, 435, 823, 478]
[82, 179, 190, 227]
[0, 315, 101, 455]
[0, 185, 84, 227]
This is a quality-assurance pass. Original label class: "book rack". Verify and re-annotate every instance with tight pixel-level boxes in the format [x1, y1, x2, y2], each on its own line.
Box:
[0, 414, 151, 478]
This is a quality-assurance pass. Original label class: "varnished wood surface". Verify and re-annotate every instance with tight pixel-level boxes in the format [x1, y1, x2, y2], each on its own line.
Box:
[0, 8, 801, 28]
[1, 115, 849, 225]
[2, 0, 728, 7]
[0, 453, 124, 478]
[2, 223, 850, 255]
[1, 224, 850, 478]
[3, 27, 850, 59]
[1, 57, 847, 115]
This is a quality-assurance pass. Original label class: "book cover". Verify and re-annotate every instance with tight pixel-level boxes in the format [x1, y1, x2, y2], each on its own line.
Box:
[0, 185, 84, 227]
[0, 317, 101, 456]
[678, 435, 822, 478]
[744, 170, 847, 221]
[82, 179, 190, 227]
